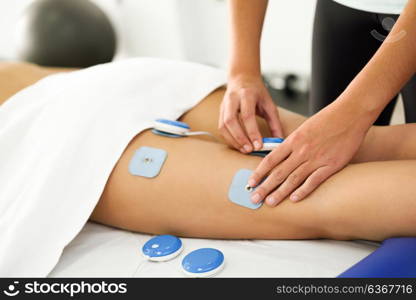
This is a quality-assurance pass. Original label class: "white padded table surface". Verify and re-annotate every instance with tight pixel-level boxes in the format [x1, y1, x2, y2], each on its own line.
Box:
[50, 223, 378, 277]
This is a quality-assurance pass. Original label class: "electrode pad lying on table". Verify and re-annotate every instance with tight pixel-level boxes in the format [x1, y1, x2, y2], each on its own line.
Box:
[142, 235, 183, 262]
[181, 248, 225, 277]
[128, 146, 167, 178]
[228, 169, 262, 210]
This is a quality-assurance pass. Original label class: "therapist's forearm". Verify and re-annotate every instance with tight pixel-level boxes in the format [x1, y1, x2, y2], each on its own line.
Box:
[334, 0, 416, 130]
[228, 0, 268, 78]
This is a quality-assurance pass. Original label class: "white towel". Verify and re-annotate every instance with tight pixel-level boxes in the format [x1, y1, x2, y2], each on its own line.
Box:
[0, 58, 226, 276]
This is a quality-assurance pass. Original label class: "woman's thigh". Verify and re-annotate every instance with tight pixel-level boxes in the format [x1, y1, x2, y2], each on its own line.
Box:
[91, 129, 327, 240]
[91, 124, 416, 242]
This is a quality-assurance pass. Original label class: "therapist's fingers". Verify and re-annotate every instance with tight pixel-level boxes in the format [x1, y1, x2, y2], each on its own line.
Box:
[248, 143, 291, 187]
[250, 154, 302, 205]
[240, 96, 262, 151]
[259, 96, 284, 138]
[223, 93, 253, 153]
[289, 166, 334, 202]
[265, 162, 315, 207]
[218, 101, 241, 151]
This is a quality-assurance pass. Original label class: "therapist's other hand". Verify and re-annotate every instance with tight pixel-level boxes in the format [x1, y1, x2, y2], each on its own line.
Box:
[248, 104, 368, 206]
[219, 76, 284, 153]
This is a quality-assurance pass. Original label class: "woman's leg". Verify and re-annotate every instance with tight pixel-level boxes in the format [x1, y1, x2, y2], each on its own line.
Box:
[91, 123, 416, 242]
[91, 91, 416, 241]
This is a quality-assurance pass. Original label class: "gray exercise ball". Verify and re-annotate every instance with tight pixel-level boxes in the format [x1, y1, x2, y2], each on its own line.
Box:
[15, 0, 117, 68]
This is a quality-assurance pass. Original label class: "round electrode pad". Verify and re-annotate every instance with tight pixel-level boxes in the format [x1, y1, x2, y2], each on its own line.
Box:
[250, 137, 284, 157]
[260, 137, 284, 151]
[262, 137, 284, 143]
[142, 235, 183, 261]
[153, 119, 190, 137]
[151, 129, 183, 138]
[181, 248, 225, 277]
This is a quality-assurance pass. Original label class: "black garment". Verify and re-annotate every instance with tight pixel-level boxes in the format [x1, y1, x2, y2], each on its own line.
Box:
[311, 0, 416, 124]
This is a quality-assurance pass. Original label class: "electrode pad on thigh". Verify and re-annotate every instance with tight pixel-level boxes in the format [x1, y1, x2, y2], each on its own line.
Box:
[250, 137, 284, 157]
[262, 137, 284, 150]
[152, 119, 190, 138]
[228, 169, 262, 209]
[128, 146, 168, 178]
[152, 119, 217, 139]
[249, 151, 269, 157]
[151, 129, 183, 138]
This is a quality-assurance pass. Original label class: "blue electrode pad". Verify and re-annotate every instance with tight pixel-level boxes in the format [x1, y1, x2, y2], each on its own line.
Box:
[151, 129, 183, 138]
[262, 137, 284, 147]
[152, 118, 217, 140]
[128, 146, 168, 178]
[228, 169, 262, 209]
[250, 137, 284, 157]
[156, 119, 190, 130]
[249, 151, 269, 157]
[142, 235, 183, 262]
[152, 119, 190, 137]
[182, 248, 225, 277]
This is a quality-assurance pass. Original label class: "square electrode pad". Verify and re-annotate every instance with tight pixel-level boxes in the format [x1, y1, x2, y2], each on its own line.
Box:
[128, 146, 168, 178]
[228, 169, 263, 210]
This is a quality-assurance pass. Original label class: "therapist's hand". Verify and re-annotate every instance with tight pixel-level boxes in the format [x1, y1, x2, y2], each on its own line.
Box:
[248, 102, 369, 206]
[219, 75, 284, 153]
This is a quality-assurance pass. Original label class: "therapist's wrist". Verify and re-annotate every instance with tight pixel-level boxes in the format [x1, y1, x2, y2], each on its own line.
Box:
[228, 72, 262, 83]
[332, 93, 381, 133]
[336, 72, 396, 129]
[228, 69, 263, 84]
[228, 60, 261, 80]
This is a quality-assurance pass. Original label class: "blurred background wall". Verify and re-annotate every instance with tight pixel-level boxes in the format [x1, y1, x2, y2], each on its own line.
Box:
[0, 0, 316, 75]
[0, 0, 405, 120]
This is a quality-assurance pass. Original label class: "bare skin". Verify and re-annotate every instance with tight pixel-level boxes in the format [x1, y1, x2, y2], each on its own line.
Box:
[0, 62, 77, 104]
[2, 63, 416, 242]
